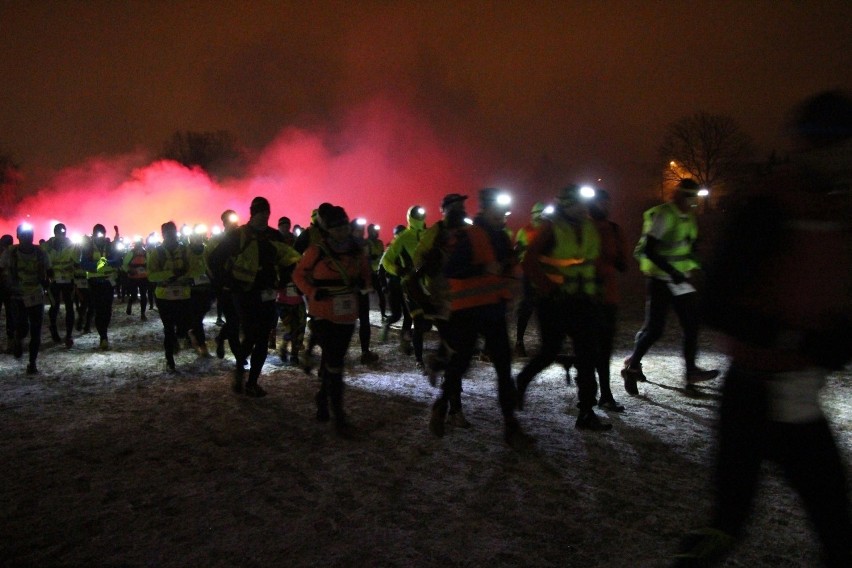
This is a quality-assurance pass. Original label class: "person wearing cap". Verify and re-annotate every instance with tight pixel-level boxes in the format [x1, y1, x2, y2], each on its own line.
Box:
[44, 223, 78, 348]
[0, 224, 50, 374]
[380, 204, 427, 355]
[674, 90, 852, 567]
[147, 221, 193, 372]
[622, 178, 719, 394]
[411, 193, 468, 375]
[122, 238, 150, 321]
[208, 196, 301, 397]
[428, 188, 533, 446]
[350, 218, 379, 365]
[512, 202, 547, 358]
[515, 184, 612, 431]
[293, 205, 372, 437]
[588, 189, 630, 412]
[365, 223, 386, 320]
[185, 225, 212, 357]
[79, 223, 122, 350]
[206, 210, 242, 362]
[271, 216, 307, 366]
[0, 234, 14, 352]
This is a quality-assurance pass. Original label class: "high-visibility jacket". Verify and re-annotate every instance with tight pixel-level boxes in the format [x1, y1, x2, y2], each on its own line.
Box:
[147, 243, 192, 301]
[381, 214, 425, 277]
[208, 225, 300, 294]
[0, 245, 49, 302]
[293, 239, 371, 324]
[80, 239, 120, 284]
[527, 217, 601, 297]
[44, 236, 78, 284]
[122, 248, 148, 280]
[366, 237, 384, 273]
[514, 222, 542, 262]
[637, 202, 699, 278]
[445, 225, 513, 312]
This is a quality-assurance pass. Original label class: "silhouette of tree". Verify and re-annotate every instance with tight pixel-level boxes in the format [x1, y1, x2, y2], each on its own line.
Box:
[0, 152, 22, 218]
[159, 130, 247, 179]
[659, 112, 755, 205]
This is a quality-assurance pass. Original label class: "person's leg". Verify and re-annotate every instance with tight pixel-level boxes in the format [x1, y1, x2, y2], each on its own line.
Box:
[776, 420, 852, 567]
[627, 278, 671, 368]
[515, 295, 568, 409]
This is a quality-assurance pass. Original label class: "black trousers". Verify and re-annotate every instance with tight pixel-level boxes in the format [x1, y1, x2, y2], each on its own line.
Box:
[233, 292, 278, 385]
[383, 274, 412, 337]
[125, 278, 150, 315]
[313, 319, 356, 424]
[596, 303, 618, 401]
[357, 291, 371, 354]
[48, 282, 75, 339]
[516, 294, 601, 411]
[156, 296, 191, 366]
[189, 286, 213, 344]
[12, 300, 44, 365]
[713, 366, 851, 567]
[88, 279, 114, 341]
[629, 277, 700, 370]
[215, 289, 244, 366]
[436, 302, 516, 418]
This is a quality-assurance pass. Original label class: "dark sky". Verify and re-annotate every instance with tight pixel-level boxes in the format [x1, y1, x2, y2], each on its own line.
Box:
[1, 0, 851, 237]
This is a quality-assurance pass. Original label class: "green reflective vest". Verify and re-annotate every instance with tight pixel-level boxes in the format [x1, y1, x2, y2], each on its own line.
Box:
[538, 218, 600, 296]
[637, 202, 700, 278]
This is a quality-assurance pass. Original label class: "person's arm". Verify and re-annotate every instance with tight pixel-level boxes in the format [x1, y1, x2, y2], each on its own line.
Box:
[521, 221, 558, 295]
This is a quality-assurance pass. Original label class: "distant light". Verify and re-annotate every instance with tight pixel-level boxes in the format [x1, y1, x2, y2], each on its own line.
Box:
[579, 186, 596, 200]
[49, 219, 62, 233]
[226, 213, 239, 224]
[211, 226, 222, 236]
[355, 218, 367, 226]
[542, 205, 555, 216]
[697, 189, 710, 197]
[133, 235, 143, 243]
[181, 224, 192, 236]
[71, 234, 83, 245]
[19, 221, 33, 233]
[496, 193, 512, 207]
[115, 242, 126, 252]
[148, 232, 161, 244]
[194, 224, 208, 235]
[463, 217, 473, 225]
[294, 227, 303, 237]
[374, 225, 380, 231]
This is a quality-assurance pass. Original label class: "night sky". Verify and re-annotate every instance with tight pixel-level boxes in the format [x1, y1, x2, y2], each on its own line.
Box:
[1, 0, 850, 239]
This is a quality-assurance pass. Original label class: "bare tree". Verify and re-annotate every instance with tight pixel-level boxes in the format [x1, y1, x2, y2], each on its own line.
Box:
[659, 112, 755, 205]
[0, 152, 22, 218]
[159, 130, 247, 179]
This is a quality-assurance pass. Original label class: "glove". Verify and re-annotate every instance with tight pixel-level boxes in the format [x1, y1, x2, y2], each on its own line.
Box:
[670, 271, 687, 284]
[314, 289, 329, 301]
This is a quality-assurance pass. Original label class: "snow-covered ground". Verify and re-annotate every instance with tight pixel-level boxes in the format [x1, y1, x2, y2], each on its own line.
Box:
[1, 299, 850, 567]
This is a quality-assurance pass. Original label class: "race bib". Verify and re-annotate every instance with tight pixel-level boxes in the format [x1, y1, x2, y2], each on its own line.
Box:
[285, 283, 301, 297]
[332, 293, 356, 316]
[161, 285, 190, 300]
[260, 288, 277, 302]
[21, 290, 45, 307]
[193, 273, 210, 286]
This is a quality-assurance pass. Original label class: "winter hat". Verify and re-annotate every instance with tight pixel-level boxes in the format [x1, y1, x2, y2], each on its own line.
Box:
[249, 196, 270, 216]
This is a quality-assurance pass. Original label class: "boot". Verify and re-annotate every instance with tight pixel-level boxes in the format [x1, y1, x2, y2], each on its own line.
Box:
[429, 399, 448, 438]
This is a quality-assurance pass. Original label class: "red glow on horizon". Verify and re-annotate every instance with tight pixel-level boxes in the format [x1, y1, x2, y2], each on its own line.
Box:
[1, 97, 488, 245]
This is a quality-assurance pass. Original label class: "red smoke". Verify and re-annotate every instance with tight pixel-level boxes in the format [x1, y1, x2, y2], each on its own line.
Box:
[1, 97, 487, 244]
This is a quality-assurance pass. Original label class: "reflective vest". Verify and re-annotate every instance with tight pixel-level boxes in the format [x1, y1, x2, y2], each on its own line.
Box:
[537, 218, 600, 296]
[85, 242, 118, 283]
[637, 202, 700, 277]
[44, 237, 77, 284]
[147, 244, 191, 301]
[446, 225, 512, 311]
[228, 227, 301, 291]
[6, 245, 48, 299]
[123, 249, 148, 280]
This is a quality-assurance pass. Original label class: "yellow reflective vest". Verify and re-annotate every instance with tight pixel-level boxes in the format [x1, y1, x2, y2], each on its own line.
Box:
[537, 218, 600, 296]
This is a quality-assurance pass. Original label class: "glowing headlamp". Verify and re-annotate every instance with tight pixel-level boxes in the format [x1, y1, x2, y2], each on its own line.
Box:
[495, 193, 512, 207]
[697, 189, 710, 197]
[579, 186, 597, 200]
[355, 218, 367, 227]
[194, 224, 208, 235]
[543, 205, 555, 216]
